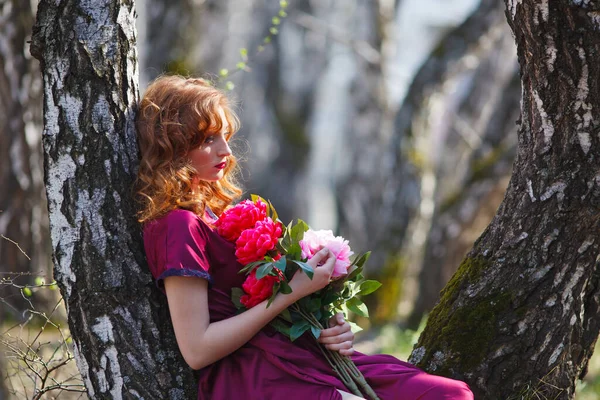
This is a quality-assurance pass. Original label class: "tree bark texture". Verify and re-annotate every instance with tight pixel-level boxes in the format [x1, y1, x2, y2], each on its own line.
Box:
[0, 0, 51, 319]
[30, 1, 196, 398]
[406, 0, 521, 326]
[409, 1, 600, 399]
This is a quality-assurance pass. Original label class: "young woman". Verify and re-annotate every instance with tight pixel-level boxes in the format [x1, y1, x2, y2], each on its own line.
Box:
[136, 75, 474, 400]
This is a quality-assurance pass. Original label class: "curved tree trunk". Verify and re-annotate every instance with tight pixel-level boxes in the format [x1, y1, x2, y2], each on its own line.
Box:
[30, 1, 195, 398]
[409, 1, 600, 398]
[0, 0, 50, 320]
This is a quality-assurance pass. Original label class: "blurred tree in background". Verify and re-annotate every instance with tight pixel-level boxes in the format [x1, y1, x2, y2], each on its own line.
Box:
[0, 1, 50, 397]
[0, 0, 51, 321]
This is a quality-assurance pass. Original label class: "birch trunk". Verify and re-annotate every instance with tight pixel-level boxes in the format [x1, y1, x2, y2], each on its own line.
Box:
[30, 1, 195, 398]
[409, 1, 600, 398]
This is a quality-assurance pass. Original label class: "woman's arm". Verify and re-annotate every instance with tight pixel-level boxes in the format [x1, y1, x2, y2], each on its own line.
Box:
[165, 247, 335, 370]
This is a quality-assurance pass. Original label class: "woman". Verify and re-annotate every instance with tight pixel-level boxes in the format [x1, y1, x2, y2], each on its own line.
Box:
[136, 75, 474, 400]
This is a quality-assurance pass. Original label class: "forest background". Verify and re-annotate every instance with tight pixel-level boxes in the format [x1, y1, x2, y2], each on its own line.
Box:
[1, 0, 600, 399]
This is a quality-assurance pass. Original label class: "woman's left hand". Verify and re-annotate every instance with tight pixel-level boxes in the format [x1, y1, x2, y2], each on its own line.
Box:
[318, 312, 355, 356]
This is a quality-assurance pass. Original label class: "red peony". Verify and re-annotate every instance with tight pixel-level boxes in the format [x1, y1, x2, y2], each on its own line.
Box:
[215, 200, 268, 242]
[235, 218, 283, 264]
[240, 269, 282, 308]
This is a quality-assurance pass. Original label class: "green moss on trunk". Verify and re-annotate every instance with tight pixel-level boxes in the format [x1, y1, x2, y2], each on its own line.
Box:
[413, 256, 512, 373]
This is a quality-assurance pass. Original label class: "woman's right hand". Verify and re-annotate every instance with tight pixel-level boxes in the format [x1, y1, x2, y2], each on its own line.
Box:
[288, 247, 336, 300]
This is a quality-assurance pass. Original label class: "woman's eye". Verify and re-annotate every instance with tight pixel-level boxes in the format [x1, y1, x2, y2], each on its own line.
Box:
[203, 136, 215, 144]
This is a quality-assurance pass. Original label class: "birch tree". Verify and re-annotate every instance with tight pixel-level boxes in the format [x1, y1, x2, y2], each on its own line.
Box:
[30, 0, 195, 398]
[410, 1, 600, 398]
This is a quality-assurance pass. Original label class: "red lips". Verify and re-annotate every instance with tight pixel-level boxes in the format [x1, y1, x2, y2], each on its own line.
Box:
[215, 162, 226, 169]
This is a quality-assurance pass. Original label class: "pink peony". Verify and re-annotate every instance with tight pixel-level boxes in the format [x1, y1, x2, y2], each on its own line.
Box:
[235, 218, 283, 264]
[240, 269, 282, 308]
[299, 229, 354, 278]
[215, 200, 268, 242]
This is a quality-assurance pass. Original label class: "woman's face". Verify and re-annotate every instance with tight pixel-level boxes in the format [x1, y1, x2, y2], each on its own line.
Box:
[188, 106, 232, 182]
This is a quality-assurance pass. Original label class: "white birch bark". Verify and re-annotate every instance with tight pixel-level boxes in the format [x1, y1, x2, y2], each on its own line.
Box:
[30, 1, 196, 398]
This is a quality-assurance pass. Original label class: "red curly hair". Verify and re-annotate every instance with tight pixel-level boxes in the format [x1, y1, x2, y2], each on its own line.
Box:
[135, 75, 242, 223]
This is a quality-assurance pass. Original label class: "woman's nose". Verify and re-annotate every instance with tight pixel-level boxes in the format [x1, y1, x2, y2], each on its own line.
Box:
[218, 137, 232, 157]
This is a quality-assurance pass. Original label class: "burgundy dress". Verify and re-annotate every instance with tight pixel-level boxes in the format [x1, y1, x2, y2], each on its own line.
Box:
[143, 209, 473, 400]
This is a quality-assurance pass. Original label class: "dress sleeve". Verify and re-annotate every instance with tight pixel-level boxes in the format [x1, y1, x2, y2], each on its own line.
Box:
[153, 210, 213, 289]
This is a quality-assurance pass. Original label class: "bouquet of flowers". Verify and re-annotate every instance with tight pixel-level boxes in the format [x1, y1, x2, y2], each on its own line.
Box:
[215, 196, 382, 400]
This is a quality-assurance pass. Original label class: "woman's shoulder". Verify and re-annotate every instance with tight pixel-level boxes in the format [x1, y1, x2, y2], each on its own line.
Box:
[163, 208, 201, 225]
[144, 208, 214, 236]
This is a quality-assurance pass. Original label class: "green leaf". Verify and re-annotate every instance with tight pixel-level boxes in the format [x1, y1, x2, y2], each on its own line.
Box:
[270, 319, 291, 337]
[290, 322, 310, 341]
[358, 280, 382, 296]
[354, 252, 371, 268]
[347, 298, 369, 317]
[279, 280, 293, 295]
[219, 68, 229, 77]
[34, 277, 45, 286]
[280, 0, 288, 8]
[348, 321, 364, 334]
[297, 296, 311, 310]
[279, 308, 292, 322]
[310, 326, 321, 339]
[308, 297, 321, 312]
[279, 10, 288, 18]
[225, 81, 235, 91]
[270, 27, 279, 35]
[22, 287, 32, 297]
[274, 256, 287, 273]
[266, 282, 280, 307]
[272, 16, 281, 25]
[290, 220, 308, 243]
[268, 200, 279, 222]
[239, 260, 265, 274]
[264, 36, 272, 44]
[250, 194, 268, 205]
[313, 309, 322, 322]
[256, 263, 274, 280]
[239, 47, 248, 60]
[321, 290, 338, 305]
[286, 243, 302, 260]
[293, 260, 314, 279]
[236, 62, 246, 70]
[231, 287, 244, 308]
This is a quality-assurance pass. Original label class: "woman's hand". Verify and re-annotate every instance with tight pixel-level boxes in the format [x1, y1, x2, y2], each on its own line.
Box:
[288, 247, 335, 300]
[318, 312, 355, 356]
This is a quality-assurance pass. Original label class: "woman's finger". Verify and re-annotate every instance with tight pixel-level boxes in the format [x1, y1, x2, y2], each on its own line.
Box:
[318, 250, 336, 275]
[320, 321, 352, 338]
[319, 330, 354, 345]
[331, 312, 345, 326]
[307, 247, 330, 268]
[324, 340, 354, 352]
[338, 347, 355, 356]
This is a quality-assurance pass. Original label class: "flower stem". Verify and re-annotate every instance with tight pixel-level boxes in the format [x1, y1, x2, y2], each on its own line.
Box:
[291, 304, 381, 400]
